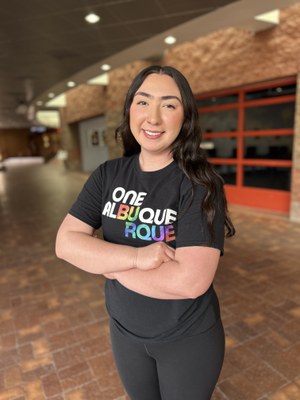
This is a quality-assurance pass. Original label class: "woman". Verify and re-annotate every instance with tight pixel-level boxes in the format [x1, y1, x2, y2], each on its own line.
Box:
[56, 65, 235, 400]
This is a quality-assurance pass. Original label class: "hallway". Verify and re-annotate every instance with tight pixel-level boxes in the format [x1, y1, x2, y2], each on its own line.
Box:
[0, 161, 299, 400]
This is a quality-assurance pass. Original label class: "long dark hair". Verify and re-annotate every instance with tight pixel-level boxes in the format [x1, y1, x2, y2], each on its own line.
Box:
[115, 65, 235, 239]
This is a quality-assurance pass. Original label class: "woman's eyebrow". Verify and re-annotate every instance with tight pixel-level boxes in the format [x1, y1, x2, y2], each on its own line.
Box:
[134, 91, 182, 103]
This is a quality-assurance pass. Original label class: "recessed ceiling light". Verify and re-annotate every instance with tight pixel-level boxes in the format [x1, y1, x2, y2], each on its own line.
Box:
[48, 93, 55, 98]
[46, 94, 66, 108]
[101, 64, 111, 71]
[67, 81, 76, 88]
[36, 100, 43, 106]
[254, 9, 280, 24]
[88, 73, 109, 85]
[85, 13, 100, 24]
[164, 36, 177, 45]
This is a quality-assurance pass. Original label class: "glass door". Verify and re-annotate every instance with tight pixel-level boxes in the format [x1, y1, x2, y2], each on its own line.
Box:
[197, 79, 296, 213]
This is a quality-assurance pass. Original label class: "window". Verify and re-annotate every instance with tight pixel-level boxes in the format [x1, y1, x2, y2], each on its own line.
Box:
[244, 102, 295, 130]
[196, 79, 296, 212]
[200, 109, 238, 133]
[244, 166, 291, 191]
[197, 93, 238, 107]
[244, 135, 293, 160]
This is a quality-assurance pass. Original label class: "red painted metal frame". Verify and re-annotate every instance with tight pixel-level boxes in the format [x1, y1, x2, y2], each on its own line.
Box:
[225, 186, 291, 213]
[197, 78, 296, 213]
[204, 129, 293, 138]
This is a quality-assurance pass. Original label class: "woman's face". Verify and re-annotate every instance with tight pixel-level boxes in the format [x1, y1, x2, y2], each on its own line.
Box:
[129, 73, 184, 159]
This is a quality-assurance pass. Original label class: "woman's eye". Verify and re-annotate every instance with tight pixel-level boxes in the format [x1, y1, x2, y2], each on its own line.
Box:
[163, 104, 176, 109]
[137, 100, 148, 106]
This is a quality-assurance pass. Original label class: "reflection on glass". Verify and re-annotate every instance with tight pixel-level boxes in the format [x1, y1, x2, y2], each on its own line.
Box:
[244, 166, 291, 191]
[213, 164, 236, 185]
[245, 84, 296, 101]
[201, 138, 237, 158]
[244, 135, 293, 160]
[245, 102, 295, 130]
[200, 109, 238, 133]
[197, 94, 238, 108]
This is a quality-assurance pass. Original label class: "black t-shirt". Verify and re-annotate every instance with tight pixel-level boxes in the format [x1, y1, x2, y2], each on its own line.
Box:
[69, 155, 225, 342]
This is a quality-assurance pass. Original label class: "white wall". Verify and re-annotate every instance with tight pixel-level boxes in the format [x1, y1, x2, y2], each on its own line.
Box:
[79, 116, 108, 172]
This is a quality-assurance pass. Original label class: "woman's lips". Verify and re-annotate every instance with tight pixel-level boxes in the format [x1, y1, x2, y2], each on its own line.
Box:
[143, 129, 164, 139]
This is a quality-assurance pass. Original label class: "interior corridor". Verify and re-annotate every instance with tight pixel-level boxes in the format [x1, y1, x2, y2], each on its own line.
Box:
[0, 161, 299, 400]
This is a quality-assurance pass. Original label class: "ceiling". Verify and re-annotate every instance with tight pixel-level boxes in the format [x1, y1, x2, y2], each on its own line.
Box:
[0, 0, 298, 129]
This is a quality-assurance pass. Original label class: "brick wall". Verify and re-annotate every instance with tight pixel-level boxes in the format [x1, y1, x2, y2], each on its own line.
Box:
[64, 85, 107, 125]
[61, 60, 150, 162]
[59, 108, 81, 171]
[161, 3, 300, 223]
[60, 3, 300, 221]
[290, 73, 300, 222]
[106, 60, 151, 110]
[162, 4, 300, 93]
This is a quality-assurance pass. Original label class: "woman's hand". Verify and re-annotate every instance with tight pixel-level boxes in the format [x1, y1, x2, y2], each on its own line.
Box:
[104, 272, 115, 279]
[103, 242, 175, 279]
[135, 242, 175, 271]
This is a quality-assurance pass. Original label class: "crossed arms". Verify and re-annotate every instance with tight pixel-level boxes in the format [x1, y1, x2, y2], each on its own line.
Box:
[56, 214, 220, 300]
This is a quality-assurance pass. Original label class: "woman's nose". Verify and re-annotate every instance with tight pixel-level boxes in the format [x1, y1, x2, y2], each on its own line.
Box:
[147, 105, 161, 125]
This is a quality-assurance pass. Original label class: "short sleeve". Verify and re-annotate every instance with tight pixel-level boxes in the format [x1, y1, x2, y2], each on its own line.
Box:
[176, 181, 225, 253]
[68, 165, 103, 229]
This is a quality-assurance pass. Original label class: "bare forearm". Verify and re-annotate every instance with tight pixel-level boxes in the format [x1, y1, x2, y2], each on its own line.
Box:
[56, 231, 136, 274]
[111, 246, 220, 299]
[112, 261, 196, 299]
[56, 214, 177, 275]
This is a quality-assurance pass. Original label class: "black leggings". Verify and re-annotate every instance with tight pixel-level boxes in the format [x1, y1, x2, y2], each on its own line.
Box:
[110, 319, 225, 400]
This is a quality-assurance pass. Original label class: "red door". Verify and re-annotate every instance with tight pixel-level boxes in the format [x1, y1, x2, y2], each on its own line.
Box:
[197, 79, 296, 213]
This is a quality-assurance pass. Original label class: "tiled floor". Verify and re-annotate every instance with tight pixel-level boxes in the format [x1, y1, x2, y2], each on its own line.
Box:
[0, 160, 299, 400]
